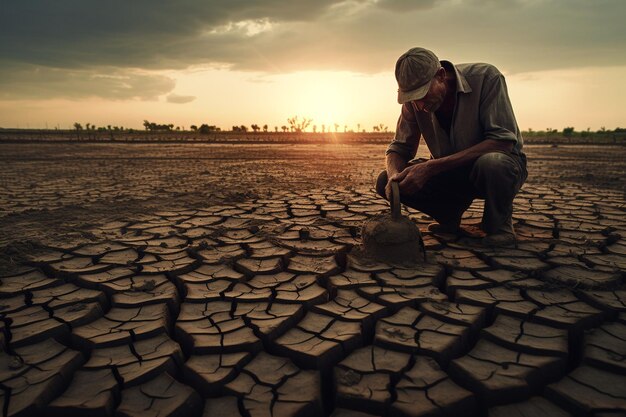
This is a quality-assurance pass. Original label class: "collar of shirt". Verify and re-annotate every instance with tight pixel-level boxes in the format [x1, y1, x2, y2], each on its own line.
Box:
[441, 60, 472, 96]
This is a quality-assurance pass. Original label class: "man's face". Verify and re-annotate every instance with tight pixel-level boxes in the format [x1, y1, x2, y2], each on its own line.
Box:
[410, 69, 447, 113]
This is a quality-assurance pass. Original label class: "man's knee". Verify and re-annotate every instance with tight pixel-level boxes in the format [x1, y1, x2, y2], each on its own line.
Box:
[475, 152, 511, 171]
[472, 152, 522, 185]
[376, 170, 388, 199]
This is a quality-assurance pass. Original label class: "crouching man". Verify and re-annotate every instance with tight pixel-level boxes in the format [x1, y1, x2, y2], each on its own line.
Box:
[377, 47, 527, 246]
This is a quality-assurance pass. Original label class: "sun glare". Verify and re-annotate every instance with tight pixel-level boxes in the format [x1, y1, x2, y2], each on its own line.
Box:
[292, 72, 355, 129]
[276, 70, 397, 132]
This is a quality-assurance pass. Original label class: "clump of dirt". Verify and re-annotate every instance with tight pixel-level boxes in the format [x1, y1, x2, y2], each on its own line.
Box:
[0, 240, 47, 275]
[360, 213, 425, 266]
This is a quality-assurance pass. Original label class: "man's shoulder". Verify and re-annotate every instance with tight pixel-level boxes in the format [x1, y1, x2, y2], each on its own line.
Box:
[456, 62, 502, 79]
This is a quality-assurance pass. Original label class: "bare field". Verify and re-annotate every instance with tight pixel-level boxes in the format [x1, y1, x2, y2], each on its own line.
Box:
[1, 141, 626, 416]
[1, 142, 624, 250]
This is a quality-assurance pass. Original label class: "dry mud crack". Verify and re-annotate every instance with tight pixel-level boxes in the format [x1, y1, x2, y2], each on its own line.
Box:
[1, 183, 625, 417]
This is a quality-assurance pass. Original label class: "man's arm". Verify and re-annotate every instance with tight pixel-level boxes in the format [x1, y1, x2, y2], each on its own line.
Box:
[391, 139, 513, 194]
[384, 152, 409, 200]
[384, 103, 421, 199]
[386, 152, 408, 180]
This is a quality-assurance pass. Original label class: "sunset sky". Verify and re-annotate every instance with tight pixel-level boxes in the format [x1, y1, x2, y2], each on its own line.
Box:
[1, 0, 624, 132]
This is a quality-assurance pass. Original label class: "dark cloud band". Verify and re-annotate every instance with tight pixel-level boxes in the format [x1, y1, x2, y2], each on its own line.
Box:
[0, 65, 175, 100]
[1, 0, 624, 100]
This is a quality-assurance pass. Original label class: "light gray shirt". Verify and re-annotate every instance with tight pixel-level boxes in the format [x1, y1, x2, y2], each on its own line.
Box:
[387, 61, 525, 163]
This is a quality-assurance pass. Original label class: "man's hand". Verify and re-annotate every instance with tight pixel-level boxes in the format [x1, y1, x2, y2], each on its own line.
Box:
[390, 161, 434, 195]
[383, 139, 515, 201]
[384, 180, 394, 201]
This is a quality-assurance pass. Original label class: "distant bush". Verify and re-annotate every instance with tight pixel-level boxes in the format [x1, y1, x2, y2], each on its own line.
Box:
[198, 124, 219, 134]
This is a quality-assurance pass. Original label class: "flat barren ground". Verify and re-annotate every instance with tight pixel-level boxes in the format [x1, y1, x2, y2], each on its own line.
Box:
[0, 142, 625, 416]
[1, 142, 624, 250]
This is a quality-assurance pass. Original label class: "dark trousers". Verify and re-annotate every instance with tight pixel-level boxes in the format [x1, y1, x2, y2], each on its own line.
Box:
[376, 152, 527, 234]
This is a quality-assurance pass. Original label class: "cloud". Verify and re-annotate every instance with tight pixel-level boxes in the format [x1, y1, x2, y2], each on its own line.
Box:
[374, 0, 438, 12]
[0, 0, 625, 100]
[0, 0, 344, 69]
[166, 93, 196, 104]
[0, 65, 175, 100]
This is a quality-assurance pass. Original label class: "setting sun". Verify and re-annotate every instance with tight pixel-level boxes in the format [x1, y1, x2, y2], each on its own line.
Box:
[292, 71, 366, 130]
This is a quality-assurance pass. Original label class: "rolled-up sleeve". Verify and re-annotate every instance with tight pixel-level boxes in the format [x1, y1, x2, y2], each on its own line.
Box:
[386, 103, 421, 161]
[479, 73, 520, 144]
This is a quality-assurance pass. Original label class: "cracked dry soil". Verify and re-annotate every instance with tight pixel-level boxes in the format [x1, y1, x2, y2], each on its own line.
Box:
[0, 142, 625, 417]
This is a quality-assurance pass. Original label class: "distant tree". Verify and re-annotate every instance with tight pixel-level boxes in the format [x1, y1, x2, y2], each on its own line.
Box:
[312, 125, 317, 133]
[274, 126, 278, 132]
[334, 123, 339, 132]
[580, 127, 591, 138]
[562, 127, 575, 137]
[84, 123, 93, 139]
[281, 125, 288, 133]
[374, 123, 387, 133]
[190, 125, 198, 131]
[202, 124, 218, 133]
[344, 124, 347, 133]
[287, 116, 312, 133]
[239, 125, 248, 133]
[251, 124, 260, 133]
[263, 124, 268, 133]
[143, 120, 174, 131]
[73, 122, 83, 140]
[322, 124, 326, 133]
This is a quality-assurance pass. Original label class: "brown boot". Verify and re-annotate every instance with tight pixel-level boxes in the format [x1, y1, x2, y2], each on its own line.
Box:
[482, 218, 516, 247]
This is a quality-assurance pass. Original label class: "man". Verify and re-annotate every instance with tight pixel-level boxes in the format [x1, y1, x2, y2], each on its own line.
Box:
[377, 47, 527, 246]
